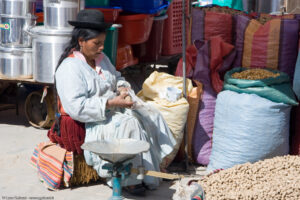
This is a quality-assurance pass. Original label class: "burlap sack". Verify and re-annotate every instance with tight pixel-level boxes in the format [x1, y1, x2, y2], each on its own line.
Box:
[175, 80, 203, 162]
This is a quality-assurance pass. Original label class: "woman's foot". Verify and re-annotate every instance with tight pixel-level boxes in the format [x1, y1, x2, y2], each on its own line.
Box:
[123, 184, 146, 196]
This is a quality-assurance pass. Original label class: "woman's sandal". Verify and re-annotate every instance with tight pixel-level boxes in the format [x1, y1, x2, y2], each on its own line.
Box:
[123, 184, 146, 196]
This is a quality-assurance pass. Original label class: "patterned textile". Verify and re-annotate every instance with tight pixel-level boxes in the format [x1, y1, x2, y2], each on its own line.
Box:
[237, 16, 299, 78]
[47, 115, 86, 154]
[30, 142, 73, 190]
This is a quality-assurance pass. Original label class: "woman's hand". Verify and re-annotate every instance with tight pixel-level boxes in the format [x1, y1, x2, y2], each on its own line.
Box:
[107, 92, 134, 109]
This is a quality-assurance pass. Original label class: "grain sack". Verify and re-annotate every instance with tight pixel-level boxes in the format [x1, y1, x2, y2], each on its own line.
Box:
[209, 36, 236, 93]
[232, 14, 249, 68]
[137, 71, 193, 168]
[191, 8, 205, 43]
[175, 44, 198, 78]
[194, 4, 246, 15]
[231, 68, 280, 79]
[224, 67, 298, 105]
[191, 37, 236, 164]
[207, 90, 291, 171]
[192, 40, 216, 165]
[191, 9, 233, 44]
[201, 155, 300, 200]
[175, 80, 203, 162]
[234, 15, 299, 79]
[258, 13, 295, 24]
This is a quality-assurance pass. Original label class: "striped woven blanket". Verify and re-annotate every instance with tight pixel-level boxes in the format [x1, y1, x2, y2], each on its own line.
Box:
[31, 141, 73, 190]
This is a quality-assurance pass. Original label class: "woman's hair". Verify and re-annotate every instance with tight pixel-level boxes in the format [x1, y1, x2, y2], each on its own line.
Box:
[56, 27, 106, 71]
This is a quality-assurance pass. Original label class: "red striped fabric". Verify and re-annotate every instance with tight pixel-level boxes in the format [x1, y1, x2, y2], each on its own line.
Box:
[242, 19, 281, 70]
[250, 21, 270, 68]
[30, 142, 73, 190]
[47, 115, 85, 154]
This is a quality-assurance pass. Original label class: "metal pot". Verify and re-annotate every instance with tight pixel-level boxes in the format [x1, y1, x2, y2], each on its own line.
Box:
[44, 0, 79, 29]
[30, 26, 72, 83]
[255, 0, 284, 14]
[243, 0, 255, 13]
[285, 0, 300, 14]
[1, 0, 36, 16]
[0, 46, 33, 79]
[0, 14, 36, 48]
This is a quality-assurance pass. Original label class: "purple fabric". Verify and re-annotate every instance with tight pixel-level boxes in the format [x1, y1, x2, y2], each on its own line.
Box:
[294, 14, 300, 21]
[192, 41, 217, 165]
[191, 8, 205, 42]
[219, 49, 237, 81]
[278, 19, 299, 79]
[233, 15, 250, 68]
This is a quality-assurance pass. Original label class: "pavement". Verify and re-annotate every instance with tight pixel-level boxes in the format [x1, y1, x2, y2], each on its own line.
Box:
[0, 86, 207, 200]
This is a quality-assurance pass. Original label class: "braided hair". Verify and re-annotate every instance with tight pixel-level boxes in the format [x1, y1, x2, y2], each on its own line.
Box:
[53, 27, 106, 136]
[56, 27, 106, 70]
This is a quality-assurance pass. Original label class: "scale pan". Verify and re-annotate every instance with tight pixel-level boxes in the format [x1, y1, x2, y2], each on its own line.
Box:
[81, 138, 150, 163]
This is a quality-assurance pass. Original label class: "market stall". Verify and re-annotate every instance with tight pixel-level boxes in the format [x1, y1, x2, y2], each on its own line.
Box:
[2, 0, 300, 199]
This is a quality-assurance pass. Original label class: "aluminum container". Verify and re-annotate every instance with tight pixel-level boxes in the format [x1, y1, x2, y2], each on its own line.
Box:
[30, 26, 72, 83]
[243, 0, 255, 13]
[1, 0, 36, 16]
[285, 0, 300, 14]
[0, 46, 33, 79]
[0, 14, 36, 47]
[44, 0, 79, 29]
[255, 0, 284, 14]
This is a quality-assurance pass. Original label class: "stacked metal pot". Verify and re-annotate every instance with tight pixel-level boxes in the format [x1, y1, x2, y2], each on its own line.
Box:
[255, 0, 284, 14]
[0, 0, 37, 79]
[30, 0, 81, 83]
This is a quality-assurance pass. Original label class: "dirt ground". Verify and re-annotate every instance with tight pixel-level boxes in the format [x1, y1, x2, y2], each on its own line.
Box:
[0, 84, 206, 200]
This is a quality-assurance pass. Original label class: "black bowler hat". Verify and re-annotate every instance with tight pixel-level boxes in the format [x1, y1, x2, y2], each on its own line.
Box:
[68, 9, 112, 30]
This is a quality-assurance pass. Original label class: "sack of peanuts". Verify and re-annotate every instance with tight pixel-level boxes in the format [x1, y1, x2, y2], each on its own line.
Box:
[223, 67, 298, 105]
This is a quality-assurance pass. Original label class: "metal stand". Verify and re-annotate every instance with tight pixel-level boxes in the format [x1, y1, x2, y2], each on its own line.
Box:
[102, 162, 133, 200]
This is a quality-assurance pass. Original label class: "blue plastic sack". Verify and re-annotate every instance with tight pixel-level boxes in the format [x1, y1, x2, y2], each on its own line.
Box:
[110, 0, 169, 14]
[207, 90, 291, 172]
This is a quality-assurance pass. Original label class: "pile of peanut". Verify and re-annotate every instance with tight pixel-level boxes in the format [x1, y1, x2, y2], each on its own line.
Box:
[199, 155, 300, 200]
[197, 6, 245, 15]
[231, 68, 280, 80]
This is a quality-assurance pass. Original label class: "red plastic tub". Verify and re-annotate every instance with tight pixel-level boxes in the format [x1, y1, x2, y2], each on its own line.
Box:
[85, 7, 122, 23]
[117, 14, 154, 45]
[132, 14, 167, 62]
[116, 44, 138, 71]
[162, 0, 190, 55]
[35, 12, 44, 25]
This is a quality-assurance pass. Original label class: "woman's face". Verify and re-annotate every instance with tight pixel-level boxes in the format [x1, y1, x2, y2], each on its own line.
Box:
[79, 33, 106, 61]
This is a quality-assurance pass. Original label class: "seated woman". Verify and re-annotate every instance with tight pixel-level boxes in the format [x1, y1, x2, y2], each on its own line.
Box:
[54, 9, 176, 194]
